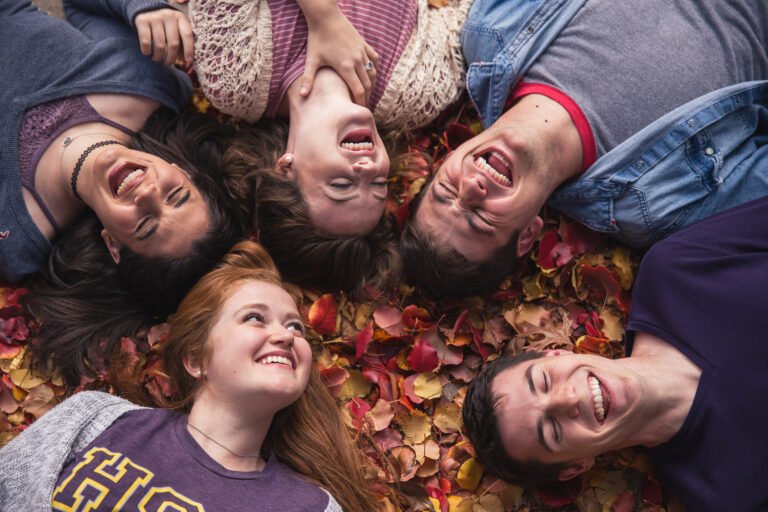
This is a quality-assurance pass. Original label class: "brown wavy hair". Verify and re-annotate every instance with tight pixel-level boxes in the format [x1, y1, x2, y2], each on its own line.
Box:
[220, 119, 401, 298]
[160, 241, 380, 511]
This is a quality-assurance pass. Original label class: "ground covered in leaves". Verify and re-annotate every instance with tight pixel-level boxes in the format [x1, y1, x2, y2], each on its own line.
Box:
[1, 94, 686, 511]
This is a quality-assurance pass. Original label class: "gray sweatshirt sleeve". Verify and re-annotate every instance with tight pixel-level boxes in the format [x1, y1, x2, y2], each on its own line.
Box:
[0, 391, 143, 512]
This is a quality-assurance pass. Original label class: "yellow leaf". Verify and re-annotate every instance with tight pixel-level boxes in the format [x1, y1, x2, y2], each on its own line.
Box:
[433, 402, 462, 433]
[338, 369, 371, 400]
[457, 458, 483, 490]
[414, 372, 442, 400]
[401, 409, 432, 445]
[599, 309, 624, 341]
[9, 369, 47, 390]
[429, 497, 441, 510]
[448, 496, 473, 512]
[611, 246, 634, 289]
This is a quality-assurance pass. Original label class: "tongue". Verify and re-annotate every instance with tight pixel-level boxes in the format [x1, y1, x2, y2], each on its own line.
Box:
[486, 153, 510, 178]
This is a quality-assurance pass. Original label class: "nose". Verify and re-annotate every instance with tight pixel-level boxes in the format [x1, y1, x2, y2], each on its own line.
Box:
[133, 181, 159, 208]
[352, 158, 375, 173]
[269, 324, 295, 347]
[548, 384, 580, 418]
[458, 175, 486, 207]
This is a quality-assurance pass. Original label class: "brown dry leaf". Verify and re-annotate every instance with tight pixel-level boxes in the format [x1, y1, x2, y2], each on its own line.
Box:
[19, 384, 56, 418]
[433, 402, 462, 433]
[473, 494, 504, 512]
[390, 445, 419, 481]
[504, 303, 550, 334]
[400, 409, 432, 445]
[416, 459, 439, 478]
[365, 399, 395, 432]
[612, 246, 635, 289]
[428, 0, 450, 7]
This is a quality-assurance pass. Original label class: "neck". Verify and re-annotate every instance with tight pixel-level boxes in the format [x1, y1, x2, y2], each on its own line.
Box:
[280, 69, 351, 150]
[187, 392, 275, 472]
[616, 332, 702, 447]
[498, 93, 583, 189]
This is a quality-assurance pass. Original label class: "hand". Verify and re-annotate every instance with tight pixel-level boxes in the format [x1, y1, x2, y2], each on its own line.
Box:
[302, 11, 380, 105]
[135, 8, 194, 69]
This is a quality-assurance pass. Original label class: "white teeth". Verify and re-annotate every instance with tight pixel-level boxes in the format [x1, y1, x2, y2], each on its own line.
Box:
[257, 355, 292, 367]
[340, 142, 373, 151]
[589, 376, 605, 421]
[116, 169, 145, 197]
[491, 151, 511, 168]
[475, 156, 512, 186]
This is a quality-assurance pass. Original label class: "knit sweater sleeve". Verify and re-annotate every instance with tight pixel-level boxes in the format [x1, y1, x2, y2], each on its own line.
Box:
[189, 0, 274, 122]
[375, 0, 473, 132]
[0, 391, 144, 512]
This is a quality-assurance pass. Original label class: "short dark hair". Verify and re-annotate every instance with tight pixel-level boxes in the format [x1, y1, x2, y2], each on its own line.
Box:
[463, 352, 569, 486]
[400, 178, 521, 297]
[221, 119, 401, 298]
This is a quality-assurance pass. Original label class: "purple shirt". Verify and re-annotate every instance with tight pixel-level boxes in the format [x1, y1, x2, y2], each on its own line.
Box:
[54, 408, 332, 511]
[626, 197, 768, 511]
[264, 0, 418, 116]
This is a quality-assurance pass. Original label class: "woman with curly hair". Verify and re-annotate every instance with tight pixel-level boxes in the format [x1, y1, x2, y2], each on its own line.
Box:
[1, 241, 379, 511]
[188, 0, 473, 295]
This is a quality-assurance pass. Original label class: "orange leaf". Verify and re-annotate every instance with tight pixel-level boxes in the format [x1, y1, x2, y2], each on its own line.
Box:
[308, 293, 338, 335]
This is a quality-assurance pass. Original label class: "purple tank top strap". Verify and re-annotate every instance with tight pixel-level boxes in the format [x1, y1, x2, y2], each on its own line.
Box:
[17, 95, 134, 235]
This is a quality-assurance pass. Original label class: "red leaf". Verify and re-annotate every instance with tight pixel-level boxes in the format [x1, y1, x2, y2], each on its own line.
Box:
[579, 265, 622, 300]
[355, 322, 373, 359]
[319, 366, 349, 397]
[307, 294, 337, 335]
[373, 306, 405, 336]
[403, 373, 424, 404]
[407, 338, 439, 372]
[402, 305, 433, 331]
[538, 230, 573, 268]
[560, 218, 602, 255]
[348, 397, 371, 419]
[2, 317, 29, 341]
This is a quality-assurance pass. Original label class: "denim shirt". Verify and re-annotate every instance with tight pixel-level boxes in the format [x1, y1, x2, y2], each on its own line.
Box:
[461, 0, 768, 247]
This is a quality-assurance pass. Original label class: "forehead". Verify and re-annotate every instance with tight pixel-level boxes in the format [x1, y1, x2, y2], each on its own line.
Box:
[218, 280, 298, 317]
[491, 362, 546, 461]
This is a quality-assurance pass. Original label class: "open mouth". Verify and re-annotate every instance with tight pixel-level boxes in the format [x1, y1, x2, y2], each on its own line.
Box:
[109, 163, 147, 198]
[474, 150, 512, 187]
[340, 129, 374, 151]
[255, 353, 295, 369]
[588, 375, 611, 423]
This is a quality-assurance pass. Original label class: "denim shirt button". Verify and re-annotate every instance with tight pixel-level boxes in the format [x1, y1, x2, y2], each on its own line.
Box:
[705, 147, 715, 156]
[687, 119, 697, 128]
[526, 25, 535, 33]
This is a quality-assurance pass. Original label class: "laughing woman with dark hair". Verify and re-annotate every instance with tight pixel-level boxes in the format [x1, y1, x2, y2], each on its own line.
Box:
[1, 0, 243, 381]
[189, 0, 473, 295]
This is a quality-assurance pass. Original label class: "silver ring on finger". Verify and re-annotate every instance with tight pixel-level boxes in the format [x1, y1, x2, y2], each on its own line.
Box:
[364, 61, 375, 72]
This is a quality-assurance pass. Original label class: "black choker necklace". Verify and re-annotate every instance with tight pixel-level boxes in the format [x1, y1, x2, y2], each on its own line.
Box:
[70, 140, 123, 200]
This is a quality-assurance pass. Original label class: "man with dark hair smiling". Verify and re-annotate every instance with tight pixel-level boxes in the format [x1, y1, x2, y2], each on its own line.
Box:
[462, 197, 768, 511]
[402, 0, 768, 296]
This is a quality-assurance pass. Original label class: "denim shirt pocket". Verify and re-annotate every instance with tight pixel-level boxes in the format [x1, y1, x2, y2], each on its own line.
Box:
[547, 180, 624, 235]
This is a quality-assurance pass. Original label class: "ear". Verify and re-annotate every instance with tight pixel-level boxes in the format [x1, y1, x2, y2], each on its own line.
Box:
[276, 153, 296, 179]
[183, 354, 204, 380]
[100, 229, 122, 264]
[558, 458, 594, 481]
[516, 216, 544, 257]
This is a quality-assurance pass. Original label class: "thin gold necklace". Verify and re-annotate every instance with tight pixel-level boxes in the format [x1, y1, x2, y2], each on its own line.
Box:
[187, 421, 264, 460]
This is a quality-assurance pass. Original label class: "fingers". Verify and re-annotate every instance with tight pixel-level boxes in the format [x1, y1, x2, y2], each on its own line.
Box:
[300, 59, 319, 97]
[135, 10, 194, 68]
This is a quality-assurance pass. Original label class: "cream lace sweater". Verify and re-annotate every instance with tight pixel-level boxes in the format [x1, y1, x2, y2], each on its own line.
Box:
[190, 0, 472, 131]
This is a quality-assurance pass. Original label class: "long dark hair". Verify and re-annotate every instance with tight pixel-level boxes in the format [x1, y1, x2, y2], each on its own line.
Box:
[221, 119, 401, 298]
[26, 108, 245, 385]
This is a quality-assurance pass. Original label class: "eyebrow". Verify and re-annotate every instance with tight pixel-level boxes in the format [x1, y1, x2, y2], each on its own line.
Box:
[430, 183, 495, 237]
[236, 302, 301, 321]
[526, 363, 555, 453]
